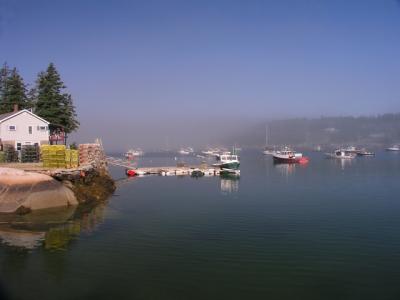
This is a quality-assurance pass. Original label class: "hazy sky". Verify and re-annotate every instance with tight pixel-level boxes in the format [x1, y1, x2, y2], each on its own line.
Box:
[1, 0, 400, 150]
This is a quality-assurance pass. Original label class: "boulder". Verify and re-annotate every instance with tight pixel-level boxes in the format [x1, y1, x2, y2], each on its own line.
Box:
[0, 168, 78, 213]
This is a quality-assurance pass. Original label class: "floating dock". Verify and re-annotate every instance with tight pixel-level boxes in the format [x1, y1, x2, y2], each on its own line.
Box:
[106, 157, 240, 177]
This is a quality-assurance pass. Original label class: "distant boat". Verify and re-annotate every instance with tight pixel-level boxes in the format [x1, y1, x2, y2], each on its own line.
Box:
[272, 147, 309, 164]
[125, 148, 144, 158]
[386, 145, 400, 151]
[179, 147, 194, 155]
[263, 125, 275, 155]
[325, 149, 355, 159]
[201, 149, 220, 157]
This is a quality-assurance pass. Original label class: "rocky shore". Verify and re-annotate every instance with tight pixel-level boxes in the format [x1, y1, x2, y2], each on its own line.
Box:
[0, 165, 115, 214]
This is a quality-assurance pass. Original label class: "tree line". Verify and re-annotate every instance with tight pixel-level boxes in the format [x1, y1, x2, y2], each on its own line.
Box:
[0, 62, 79, 134]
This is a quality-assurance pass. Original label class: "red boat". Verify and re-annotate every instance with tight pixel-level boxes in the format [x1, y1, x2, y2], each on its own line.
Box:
[126, 169, 137, 176]
[272, 149, 309, 164]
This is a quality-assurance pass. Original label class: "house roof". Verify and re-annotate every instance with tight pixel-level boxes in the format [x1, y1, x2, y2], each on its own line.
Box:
[0, 111, 16, 122]
[0, 109, 50, 124]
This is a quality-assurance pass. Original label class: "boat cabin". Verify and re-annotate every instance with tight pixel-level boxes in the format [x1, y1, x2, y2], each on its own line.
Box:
[220, 154, 239, 162]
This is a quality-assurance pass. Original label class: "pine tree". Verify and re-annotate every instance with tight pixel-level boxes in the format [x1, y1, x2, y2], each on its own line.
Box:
[0, 62, 11, 112]
[34, 63, 79, 134]
[0, 67, 28, 113]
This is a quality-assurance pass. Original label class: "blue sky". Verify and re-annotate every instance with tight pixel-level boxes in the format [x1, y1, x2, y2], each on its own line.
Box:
[1, 0, 400, 149]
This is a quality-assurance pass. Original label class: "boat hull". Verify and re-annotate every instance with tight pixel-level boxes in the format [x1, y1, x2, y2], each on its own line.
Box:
[220, 162, 240, 170]
[272, 154, 308, 164]
[273, 156, 301, 164]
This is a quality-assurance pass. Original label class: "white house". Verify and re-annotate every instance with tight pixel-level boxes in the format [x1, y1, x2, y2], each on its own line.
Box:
[0, 108, 50, 150]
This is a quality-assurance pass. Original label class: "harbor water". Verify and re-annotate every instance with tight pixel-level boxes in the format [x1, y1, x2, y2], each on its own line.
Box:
[1, 150, 400, 299]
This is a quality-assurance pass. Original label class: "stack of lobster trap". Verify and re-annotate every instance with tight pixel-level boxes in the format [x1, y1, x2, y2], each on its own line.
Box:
[40, 145, 79, 168]
[78, 143, 105, 166]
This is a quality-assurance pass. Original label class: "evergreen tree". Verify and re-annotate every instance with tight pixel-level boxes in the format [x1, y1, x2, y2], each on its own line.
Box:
[0, 62, 11, 111]
[0, 67, 28, 113]
[34, 63, 79, 134]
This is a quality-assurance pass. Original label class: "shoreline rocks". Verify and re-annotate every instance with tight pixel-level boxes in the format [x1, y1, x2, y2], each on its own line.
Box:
[0, 168, 78, 214]
[0, 166, 115, 214]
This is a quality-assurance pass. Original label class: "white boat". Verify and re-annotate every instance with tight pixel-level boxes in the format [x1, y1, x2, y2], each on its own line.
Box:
[325, 149, 356, 159]
[386, 145, 400, 151]
[179, 147, 194, 155]
[272, 147, 308, 164]
[213, 153, 240, 170]
[125, 148, 144, 158]
[201, 149, 220, 156]
[263, 148, 275, 155]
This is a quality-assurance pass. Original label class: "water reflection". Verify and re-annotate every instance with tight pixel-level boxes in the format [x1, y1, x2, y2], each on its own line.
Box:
[327, 158, 354, 170]
[338, 158, 353, 170]
[0, 202, 107, 251]
[273, 163, 296, 177]
[220, 177, 239, 194]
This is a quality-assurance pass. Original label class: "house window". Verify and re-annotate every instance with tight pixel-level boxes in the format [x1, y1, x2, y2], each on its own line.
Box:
[17, 143, 21, 151]
[29, 126, 32, 134]
[8, 125, 16, 131]
[38, 126, 47, 131]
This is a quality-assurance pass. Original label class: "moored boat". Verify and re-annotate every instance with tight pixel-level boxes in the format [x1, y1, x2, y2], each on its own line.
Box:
[272, 148, 309, 164]
[325, 149, 356, 159]
[125, 148, 144, 158]
[386, 145, 400, 151]
[263, 147, 275, 155]
[190, 169, 204, 177]
[263, 125, 274, 155]
[179, 147, 194, 155]
[213, 153, 240, 169]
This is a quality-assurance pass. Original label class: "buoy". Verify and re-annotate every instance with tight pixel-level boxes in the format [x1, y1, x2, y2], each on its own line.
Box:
[299, 157, 309, 164]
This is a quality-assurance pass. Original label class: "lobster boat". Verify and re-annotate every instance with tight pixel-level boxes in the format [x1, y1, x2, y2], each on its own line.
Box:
[272, 148, 309, 164]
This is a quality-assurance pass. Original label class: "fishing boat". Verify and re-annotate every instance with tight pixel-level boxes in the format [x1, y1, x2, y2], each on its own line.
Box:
[325, 149, 356, 159]
[386, 145, 400, 151]
[213, 153, 240, 170]
[272, 148, 309, 164]
[125, 148, 144, 158]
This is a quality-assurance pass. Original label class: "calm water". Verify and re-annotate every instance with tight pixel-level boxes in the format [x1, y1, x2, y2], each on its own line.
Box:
[1, 150, 400, 300]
